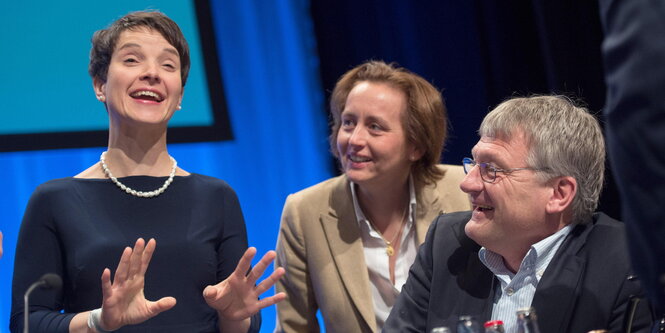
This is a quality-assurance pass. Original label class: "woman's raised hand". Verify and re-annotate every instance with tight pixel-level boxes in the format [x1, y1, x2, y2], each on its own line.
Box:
[98, 238, 176, 331]
[202, 247, 286, 321]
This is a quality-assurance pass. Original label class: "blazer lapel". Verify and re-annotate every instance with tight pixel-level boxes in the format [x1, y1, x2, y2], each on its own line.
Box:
[415, 182, 444, 244]
[415, 172, 472, 244]
[532, 223, 590, 332]
[452, 216, 497, 322]
[319, 177, 376, 331]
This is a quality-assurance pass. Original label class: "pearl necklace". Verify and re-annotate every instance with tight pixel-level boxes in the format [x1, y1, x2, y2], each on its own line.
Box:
[100, 151, 177, 198]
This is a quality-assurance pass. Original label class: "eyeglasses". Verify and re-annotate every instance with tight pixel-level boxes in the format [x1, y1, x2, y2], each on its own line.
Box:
[462, 157, 547, 183]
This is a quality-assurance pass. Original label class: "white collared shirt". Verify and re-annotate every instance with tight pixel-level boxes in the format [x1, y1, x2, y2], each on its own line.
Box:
[350, 176, 418, 331]
[478, 224, 572, 333]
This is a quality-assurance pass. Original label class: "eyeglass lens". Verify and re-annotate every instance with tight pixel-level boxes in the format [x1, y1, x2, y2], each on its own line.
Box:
[463, 158, 495, 182]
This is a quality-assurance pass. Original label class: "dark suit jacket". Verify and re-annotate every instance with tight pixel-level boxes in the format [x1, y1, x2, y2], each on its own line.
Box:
[600, 0, 665, 314]
[384, 211, 653, 333]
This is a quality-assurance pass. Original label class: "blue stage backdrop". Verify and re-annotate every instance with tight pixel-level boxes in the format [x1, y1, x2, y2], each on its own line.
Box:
[0, 0, 331, 332]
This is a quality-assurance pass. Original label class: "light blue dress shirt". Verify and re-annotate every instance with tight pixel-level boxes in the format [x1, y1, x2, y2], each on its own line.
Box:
[478, 225, 572, 333]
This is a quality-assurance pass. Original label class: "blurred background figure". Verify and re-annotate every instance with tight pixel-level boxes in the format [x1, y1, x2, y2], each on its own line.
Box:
[275, 61, 471, 332]
[599, 0, 665, 318]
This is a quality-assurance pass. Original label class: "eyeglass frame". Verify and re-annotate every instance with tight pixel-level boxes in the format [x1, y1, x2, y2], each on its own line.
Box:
[462, 157, 549, 183]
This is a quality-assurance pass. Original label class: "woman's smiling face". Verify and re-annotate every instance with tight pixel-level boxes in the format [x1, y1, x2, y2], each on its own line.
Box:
[94, 27, 183, 128]
[336, 81, 419, 190]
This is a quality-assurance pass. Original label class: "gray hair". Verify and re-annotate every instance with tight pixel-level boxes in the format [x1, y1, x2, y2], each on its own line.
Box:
[479, 95, 605, 224]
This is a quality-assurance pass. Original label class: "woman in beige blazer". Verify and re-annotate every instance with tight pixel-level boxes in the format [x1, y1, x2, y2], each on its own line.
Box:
[275, 61, 471, 332]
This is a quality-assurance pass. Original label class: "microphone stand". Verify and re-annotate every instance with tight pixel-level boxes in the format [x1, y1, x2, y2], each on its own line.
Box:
[24, 273, 62, 333]
[23, 281, 42, 333]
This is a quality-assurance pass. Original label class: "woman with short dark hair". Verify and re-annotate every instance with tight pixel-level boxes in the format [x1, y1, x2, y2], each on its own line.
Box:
[10, 11, 284, 333]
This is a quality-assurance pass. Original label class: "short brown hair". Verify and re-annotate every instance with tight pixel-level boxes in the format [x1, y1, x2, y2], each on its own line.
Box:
[329, 61, 448, 185]
[89, 10, 190, 87]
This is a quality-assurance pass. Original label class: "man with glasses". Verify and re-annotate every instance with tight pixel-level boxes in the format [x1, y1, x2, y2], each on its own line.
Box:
[384, 95, 654, 333]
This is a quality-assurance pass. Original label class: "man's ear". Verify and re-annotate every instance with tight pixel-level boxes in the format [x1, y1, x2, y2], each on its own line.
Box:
[93, 77, 106, 102]
[546, 176, 577, 214]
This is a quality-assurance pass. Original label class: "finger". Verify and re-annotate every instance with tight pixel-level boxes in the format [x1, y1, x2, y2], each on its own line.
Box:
[202, 285, 218, 300]
[127, 238, 146, 278]
[253, 292, 287, 310]
[139, 238, 157, 276]
[100, 268, 113, 300]
[148, 296, 177, 315]
[254, 267, 285, 295]
[246, 250, 277, 283]
[232, 247, 257, 278]
[113, 246, 133, 282]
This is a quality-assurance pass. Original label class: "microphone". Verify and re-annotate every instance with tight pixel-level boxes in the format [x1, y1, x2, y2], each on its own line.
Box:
[24, 273, 62, 333]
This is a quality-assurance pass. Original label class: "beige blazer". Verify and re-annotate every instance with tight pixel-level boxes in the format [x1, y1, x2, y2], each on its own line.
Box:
[274, 165, 472, 333]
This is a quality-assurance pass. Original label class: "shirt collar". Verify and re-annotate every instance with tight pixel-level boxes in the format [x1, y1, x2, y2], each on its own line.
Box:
[350, 174, 417, 227]
[479, 224, 573, 280]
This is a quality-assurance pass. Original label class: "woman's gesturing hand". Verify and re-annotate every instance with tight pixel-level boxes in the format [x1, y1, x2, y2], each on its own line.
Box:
[202, 247, 286, 321]
[99, 238, 176, 331]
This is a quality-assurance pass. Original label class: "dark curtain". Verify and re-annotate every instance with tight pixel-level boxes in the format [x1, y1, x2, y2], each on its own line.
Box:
[310, 0, 619, 219]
